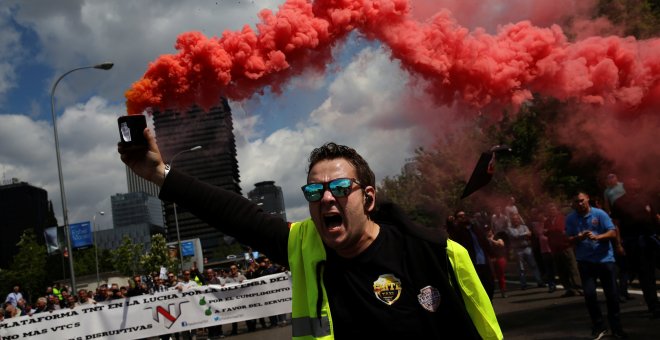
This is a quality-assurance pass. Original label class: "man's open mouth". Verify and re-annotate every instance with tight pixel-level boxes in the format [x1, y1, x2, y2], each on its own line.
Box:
[323, 214, 343, 229]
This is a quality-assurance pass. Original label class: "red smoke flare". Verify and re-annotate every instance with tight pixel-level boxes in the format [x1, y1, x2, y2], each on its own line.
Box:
[125, 0, 660, 117]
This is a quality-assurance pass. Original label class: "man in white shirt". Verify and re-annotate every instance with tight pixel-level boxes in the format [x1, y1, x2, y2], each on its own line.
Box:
[4, 286, 23, 307]
[175, 270, 199, 291]
[224, 265, 248, 335]
[225, 265, 247, 285]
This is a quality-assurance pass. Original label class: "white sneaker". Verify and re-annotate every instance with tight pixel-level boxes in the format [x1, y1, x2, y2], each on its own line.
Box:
[592, 328, 608, 340]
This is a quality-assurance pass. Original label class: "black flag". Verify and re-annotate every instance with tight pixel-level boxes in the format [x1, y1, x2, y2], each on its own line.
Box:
[461, 145, 511, 199]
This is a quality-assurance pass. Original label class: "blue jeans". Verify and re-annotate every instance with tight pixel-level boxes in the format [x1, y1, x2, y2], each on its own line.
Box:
[515, 247, 542, 287]
[577, 261, 622, 331]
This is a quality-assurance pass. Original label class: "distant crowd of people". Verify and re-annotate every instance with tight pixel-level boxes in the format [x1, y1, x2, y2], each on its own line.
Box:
[445, 174, 659, 339]
[2, 257, 289, 339]
[446, 197, 581, 300]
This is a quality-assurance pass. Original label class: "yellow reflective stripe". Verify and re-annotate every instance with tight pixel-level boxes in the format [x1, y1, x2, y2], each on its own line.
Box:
[447, 240, 503, 340]
[291, 316, 331, 338]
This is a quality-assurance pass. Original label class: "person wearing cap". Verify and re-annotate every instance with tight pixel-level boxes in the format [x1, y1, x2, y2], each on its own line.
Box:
[119, 131, 501, 339]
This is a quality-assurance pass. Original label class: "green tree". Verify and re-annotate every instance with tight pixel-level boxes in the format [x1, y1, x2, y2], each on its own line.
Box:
[141, 234, 179, 274]
[98, 248, 115, 272]
[484, 97, 610, 208]
[110, 235, 144, 276]
[0, 230, 48, 303]
[70, 246, 114, 277]
[380, 95, 613, 222]
[379, 125, 491, 226]
[73, 247, 98, 276]
[595, 0, 660, 39]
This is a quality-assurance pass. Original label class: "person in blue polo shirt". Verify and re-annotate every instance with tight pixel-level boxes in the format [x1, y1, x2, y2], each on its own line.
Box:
[565, 191, 626, 339]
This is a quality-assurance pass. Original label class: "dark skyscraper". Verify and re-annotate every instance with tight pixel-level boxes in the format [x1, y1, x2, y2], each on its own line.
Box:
[153, 98, 241, 257]
[248, 181, 287, 221]
[0, 179, 54, 268]
[125, 166, 160, 198]
[94, 192, 165, 250]
[111, 192, 164, 229]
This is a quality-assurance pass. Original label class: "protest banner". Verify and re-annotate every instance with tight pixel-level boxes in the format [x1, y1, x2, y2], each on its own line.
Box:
[0, 272, 291, 340]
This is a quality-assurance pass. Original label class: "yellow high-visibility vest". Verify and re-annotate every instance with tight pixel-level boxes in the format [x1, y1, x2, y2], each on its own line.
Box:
[287, 218, 502, 340]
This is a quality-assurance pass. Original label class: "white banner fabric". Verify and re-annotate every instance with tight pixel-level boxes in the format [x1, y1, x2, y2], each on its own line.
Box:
[0, 272, 292, 340]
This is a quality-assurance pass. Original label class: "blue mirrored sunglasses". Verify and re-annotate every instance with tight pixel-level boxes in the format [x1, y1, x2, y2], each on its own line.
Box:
[301, 178, 362, 202]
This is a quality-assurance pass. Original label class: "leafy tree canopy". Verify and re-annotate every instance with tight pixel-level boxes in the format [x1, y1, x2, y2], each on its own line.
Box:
[110, 235, 144, 277]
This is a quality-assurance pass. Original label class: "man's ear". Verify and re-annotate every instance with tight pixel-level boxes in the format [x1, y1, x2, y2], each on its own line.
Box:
[363, 186, 375, 211]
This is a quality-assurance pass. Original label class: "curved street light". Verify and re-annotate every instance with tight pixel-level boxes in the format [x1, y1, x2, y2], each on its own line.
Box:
[50, 62, 114, 291]
[92, 211, 105, 287]
[170, 145, 202, 273]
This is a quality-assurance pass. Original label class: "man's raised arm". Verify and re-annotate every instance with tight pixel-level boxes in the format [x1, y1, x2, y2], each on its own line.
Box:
[118, 128, 167, 186]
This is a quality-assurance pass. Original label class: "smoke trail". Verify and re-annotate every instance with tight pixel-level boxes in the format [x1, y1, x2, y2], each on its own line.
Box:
[126, 0, 338, 114]
[125, 0, 660, 118]
[408, 0, 597, 32]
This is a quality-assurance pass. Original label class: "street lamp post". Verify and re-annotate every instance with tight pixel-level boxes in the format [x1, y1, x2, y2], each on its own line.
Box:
[170, 145, 202, 273]
[92, 211, 105, 287]
[50, 62, 114, 291]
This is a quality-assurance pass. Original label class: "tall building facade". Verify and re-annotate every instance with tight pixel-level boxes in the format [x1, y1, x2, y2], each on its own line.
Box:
[111, 192, 164, 229]
[124, 126, 164, 249]
[248, 181, 287, 221]
[0, 179, 54, 268]
[126, 166, 160, 198]
[153, 99, 241, 257]
[96, 224, 160, 250]
[96, 192, 165, 250]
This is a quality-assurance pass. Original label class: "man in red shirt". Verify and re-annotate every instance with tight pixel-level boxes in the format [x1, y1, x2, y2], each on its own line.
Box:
[544, 203, 582, 297]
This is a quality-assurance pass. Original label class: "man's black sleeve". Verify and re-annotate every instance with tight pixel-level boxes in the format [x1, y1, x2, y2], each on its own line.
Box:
[159, 169, 291, 267]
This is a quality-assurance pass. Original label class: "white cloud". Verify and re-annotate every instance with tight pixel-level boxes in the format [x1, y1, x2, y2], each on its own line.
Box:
[0, 97, 126, 228]
[236, 47, 420, 221]
[8, 0, 285, 106]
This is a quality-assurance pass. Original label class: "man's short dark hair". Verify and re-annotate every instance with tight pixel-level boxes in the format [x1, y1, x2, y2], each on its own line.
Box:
[307, 142, 376, 189]
[573, 190, 590, 198]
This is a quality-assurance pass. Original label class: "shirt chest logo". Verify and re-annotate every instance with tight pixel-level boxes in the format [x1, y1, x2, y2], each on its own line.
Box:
[417, 285, 441, 312]
[373, 274, 402, 305]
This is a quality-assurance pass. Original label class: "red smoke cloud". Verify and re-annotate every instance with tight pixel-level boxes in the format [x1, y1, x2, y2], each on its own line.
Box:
[408, 0, 597, 31]
[125, 0, 660, 118]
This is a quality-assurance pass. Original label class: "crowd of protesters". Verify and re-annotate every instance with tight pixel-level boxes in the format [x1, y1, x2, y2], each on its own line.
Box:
[446, 199, 578, 300]
[445, 174, 659, 338]
[3, 174, 658, 339]
[2, 257, 289, 339]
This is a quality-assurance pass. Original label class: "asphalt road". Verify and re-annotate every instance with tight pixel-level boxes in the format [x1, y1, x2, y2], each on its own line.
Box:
[493, 283, 659, 340]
